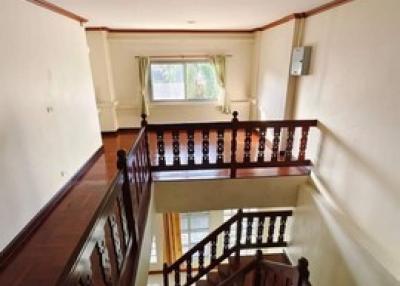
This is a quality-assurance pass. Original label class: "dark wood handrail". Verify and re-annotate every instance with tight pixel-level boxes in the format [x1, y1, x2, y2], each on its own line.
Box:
[163, 209, 293, 286]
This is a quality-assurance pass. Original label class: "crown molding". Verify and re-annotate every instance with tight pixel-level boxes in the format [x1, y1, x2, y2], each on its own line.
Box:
[26, 0, 353, 33]
[85, 27, 253, 34]
[26, 0, 88, 23]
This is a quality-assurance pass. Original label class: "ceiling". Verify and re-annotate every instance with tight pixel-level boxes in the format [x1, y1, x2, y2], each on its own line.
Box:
[51, 0, 330, 30]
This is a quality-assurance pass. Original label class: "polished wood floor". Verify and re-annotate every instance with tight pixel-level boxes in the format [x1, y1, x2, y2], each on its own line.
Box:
[0, 131, 138, 285]
[0, 130, 309, 285]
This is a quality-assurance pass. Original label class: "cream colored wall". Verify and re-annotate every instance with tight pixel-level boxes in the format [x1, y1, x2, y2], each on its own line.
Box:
[289, 0, 400, 284]
[86, 31, 118, 131]
[0, 0, 101, 251]
[254, 21, 296, 120]
[87, 32, 255, 130]
[154, 176, 307, 212]
[135, 186, 156, 286]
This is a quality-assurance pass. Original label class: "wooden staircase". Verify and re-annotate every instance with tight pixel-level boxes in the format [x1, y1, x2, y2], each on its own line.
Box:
[195, 254, 290, 286]
[163, 210, 310, 286]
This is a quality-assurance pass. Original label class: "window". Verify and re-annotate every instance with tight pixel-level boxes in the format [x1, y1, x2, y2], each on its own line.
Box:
[150, 236, 157, 263]
[150, 61, 219, 101]
[180, 212, 210, 253]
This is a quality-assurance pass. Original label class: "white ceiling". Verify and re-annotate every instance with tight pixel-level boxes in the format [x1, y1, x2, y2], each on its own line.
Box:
[51, 0, 330, 30]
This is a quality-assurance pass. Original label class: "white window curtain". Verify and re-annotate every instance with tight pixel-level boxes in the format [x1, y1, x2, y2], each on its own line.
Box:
[211, 55, 231, 114]
[137, 56, 150, 115]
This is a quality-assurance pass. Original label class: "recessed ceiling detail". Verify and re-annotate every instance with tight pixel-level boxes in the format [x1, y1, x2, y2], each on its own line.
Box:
[50, 0, 331, 30]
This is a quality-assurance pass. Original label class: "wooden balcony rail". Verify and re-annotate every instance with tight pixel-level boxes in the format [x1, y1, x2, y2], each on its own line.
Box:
[58, 129, 152, 285]
[218, 250, 311, 286]
[144, 112, 318, 178]
[163, 209, 293, 286]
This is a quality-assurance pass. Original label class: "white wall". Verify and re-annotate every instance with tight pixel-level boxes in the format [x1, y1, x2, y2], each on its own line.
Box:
[290, 0, 400, 284]
[154, 176, 306, 212]
[0, 0, 101, 251]
[254, 21, 296, 120]
[87, 31, 255, 130]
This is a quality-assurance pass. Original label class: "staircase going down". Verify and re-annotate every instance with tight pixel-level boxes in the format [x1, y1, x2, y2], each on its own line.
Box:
[163, 210, 311, 286]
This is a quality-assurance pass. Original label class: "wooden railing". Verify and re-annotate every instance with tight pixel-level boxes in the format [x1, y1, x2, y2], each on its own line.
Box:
[56, 113, 316, 285]
[58, 129, 151, 285]
[144, 112, 317, 177]
[163, 209, 293, 286]
[218, 250, 311, 286]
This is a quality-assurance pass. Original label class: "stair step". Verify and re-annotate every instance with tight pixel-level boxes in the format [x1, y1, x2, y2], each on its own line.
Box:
[196, 279, 211, 286]
[218, 264, 231, 279]
[207, 271, 221, 285]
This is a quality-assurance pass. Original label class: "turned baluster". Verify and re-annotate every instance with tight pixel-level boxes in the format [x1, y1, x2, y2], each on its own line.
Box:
[267, 216, 276, 244]
[174, 268, 180, 286]
[156, 130, 166, 166]
[211, 236, 217, 263]
[271, 127, 281, 162]
[245, 217, 253, 245]
[172, 130, 180, 166]
[108, 215, 123, 271]
[216, 129, 225, 165]
[198, 246, 205, 272]
[186, 256, 192, 283]
[202, 129, 210, 165]
[235, 209, 243, 263]
[116, 150, 135, 248]
[256, 216, 265, 245]
[243, 128, 252, 163]
[257, 127, 266, 163]
[187, 129, 195, 166]
[223, 227, 230, 254]
[278, 216, 288, 243]
[97, 237, 113, 285]
[285, 127, 295, 161]
[298, 126, 310, 161]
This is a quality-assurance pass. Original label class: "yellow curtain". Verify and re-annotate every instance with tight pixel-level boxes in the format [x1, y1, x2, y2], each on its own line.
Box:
[137, 56, 150, 115]
[163, 212, 183, 264]
[211, 55, 231, 114]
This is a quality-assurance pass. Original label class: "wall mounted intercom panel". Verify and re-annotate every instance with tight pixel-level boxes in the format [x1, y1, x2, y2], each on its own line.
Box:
[290, 46, 312, 76]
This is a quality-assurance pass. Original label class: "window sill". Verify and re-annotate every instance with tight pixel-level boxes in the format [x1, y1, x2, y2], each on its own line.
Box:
[150, 101, 219, 106]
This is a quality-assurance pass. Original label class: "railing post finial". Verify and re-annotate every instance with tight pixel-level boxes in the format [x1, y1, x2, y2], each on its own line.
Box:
[141, 113, 148, 127]
[232, 111, 239, 122]
[117, 149, 127, 170]
[297, 257, 311, 286]
[163, 263, 169, 286]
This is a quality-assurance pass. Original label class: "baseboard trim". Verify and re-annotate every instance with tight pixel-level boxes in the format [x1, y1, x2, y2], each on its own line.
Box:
[0, 145, 104, 269]
[101, 127, 141, 135]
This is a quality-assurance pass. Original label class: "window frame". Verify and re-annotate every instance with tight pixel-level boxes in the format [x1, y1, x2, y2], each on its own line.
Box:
[149, 59, 219, 103]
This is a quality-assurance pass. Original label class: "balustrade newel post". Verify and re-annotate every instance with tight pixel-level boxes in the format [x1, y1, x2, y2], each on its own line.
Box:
[235, 209, 243, 264]
[253, 250, 263, 286]
[297, 257, 311, 286]
[117, 150, 136, 248]
[141, 113, 152, 181]
[163, 263, 169, 286]
[230, 111, 239, 178]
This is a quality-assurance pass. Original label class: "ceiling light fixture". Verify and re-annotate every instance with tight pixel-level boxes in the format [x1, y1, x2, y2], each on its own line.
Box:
[187, 20, 196, 24]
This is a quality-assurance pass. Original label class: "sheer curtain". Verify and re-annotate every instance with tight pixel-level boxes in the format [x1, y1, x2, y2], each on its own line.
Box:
[137, 56, 150, 115]
[211, 55, 231, 114]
